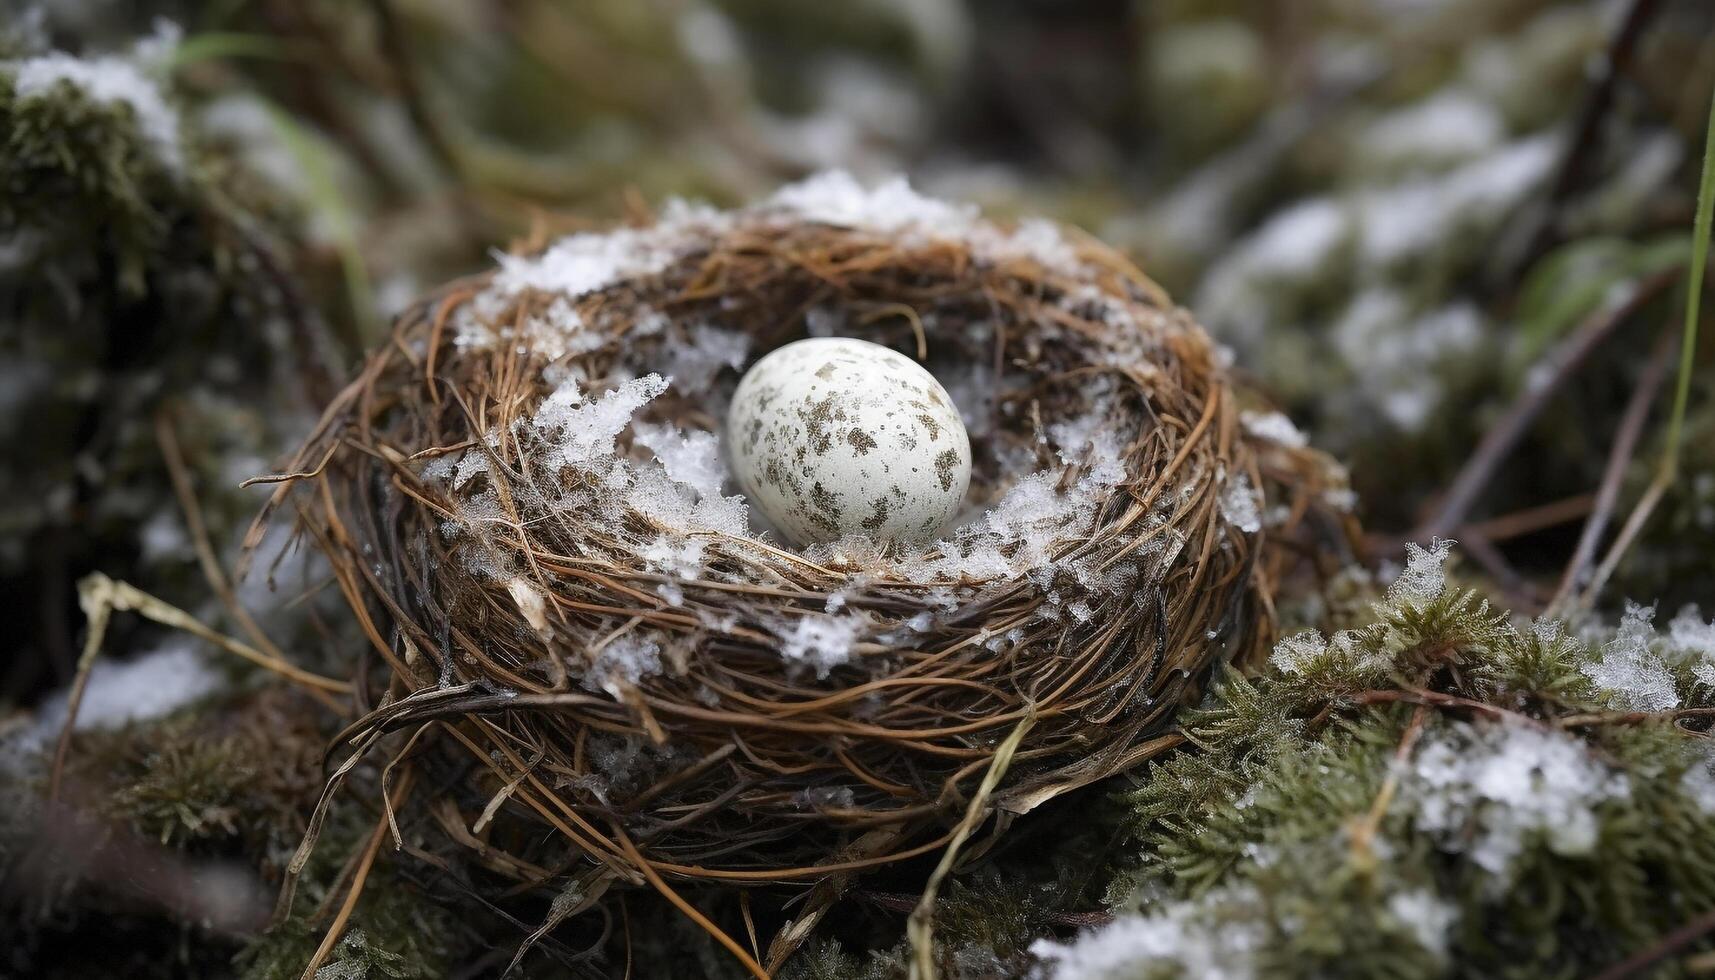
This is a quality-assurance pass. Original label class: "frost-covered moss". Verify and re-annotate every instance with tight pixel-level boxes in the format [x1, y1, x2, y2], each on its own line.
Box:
[1035, 542, 1715, 979]
[1, 21, 331, 705]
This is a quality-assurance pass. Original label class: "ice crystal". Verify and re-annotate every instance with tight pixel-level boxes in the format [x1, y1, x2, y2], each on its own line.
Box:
[1581, 602, 1678, 712]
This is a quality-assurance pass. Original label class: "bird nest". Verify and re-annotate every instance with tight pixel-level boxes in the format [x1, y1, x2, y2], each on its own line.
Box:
[266, 175, 1344, 966]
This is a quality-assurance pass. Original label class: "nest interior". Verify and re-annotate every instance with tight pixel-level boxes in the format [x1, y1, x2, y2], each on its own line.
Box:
[270, 177, 1340, 951]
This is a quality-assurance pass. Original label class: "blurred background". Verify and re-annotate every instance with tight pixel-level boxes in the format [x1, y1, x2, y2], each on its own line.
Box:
[3, 1, 1715, 975]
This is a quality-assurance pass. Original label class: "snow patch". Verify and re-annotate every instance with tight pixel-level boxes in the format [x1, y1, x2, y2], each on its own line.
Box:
[8, 20, 184, 171]
[1406, 721, 1628, 879]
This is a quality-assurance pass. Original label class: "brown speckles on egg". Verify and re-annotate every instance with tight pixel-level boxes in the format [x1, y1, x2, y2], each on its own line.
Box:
[861, 496, 889, 532]
[847, 428, 877, 454]
[934, 449, 959, 491]
[726, 337, 971, 546]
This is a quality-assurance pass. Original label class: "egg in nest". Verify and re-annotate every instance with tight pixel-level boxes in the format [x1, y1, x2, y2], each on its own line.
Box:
[725, 337, 972, 546]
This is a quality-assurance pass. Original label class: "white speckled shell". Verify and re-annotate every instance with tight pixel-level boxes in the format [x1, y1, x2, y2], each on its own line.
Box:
[726, 337, 972, 546]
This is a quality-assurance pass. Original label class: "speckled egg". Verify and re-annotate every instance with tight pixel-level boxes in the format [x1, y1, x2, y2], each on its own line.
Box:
[726, 337, 972, 546]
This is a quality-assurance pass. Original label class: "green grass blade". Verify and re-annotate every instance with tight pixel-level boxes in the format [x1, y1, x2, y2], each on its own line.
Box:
[1663, 84, 1715, 479]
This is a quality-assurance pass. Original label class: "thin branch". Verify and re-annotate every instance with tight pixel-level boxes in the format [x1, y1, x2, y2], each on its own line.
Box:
[1418, 269, 1677, 541]
[1548, 327, 1675, 612]
[1510, 0, 1666, 276]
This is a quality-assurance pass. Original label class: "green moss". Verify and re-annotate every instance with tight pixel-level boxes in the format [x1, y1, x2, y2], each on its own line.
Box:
[1045, 544, 1715, 979]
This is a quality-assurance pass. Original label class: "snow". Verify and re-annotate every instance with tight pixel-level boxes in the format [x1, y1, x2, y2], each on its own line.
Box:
[632, 422, 726, 498]
[1683, 750, 1715, 816]
[483, 199, 728, 312]
[1230, 197, 1349, 282]
[1030, 886, 1266, 980]
[766, 171, 1095, 277]
[532, 374, 669, 472]
[1581, 602, 1678, 712]
[8, 21, 185, 171]
[1357, 134, 1558, 268]
[1666, 606, 1715, 689]
[1194, 197, 1350, 342]
[1220, 471, 1263, 534]
[1241, 410, 1308, 449]
[1333, 293, 1483, 432]
[1359, 92, 1505, 172]
[8, 642, 225, 761]
[675, 3, 742, 67]
[584, 632, 664, 698]
[767, 171, 977, 238]
[1406, 721, 1628, 878]
[778, 613, 864, 677]
[1385, 889, 1458, 960]
[663, 323, 749, 397]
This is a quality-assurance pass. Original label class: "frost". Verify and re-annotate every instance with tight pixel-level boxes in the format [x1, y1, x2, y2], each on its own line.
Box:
[1220, 471, 1262, 534]
[1387, 537, 1453, 610]
[1269, 629, 1386, 678]
[1405, 721, 1628, 878]
[1581, 602, 1677, 712]
[8, 21, 185, 171]
[778, 613, 864, 678]
[491, 208, 719, 299]
[1240, 410, 1308, 449]
[1270, 631, 1329, 676]
[1030, 886, 1266, 980]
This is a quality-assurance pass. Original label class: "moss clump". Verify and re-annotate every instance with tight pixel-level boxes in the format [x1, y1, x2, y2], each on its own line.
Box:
[1034, 541, 1715, 979]
[1, 27, 329, 708]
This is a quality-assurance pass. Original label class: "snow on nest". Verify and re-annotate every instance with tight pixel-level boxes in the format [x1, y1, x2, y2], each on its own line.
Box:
[6, 20, 185, 172]
[1240, 410, 1308, 449]
[428, 175, 1191, 685]
[454, 172, 1104, 354]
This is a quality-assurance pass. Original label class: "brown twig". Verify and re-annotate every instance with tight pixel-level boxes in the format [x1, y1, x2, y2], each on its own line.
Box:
[1349, 705, 1429, 870]
[300, 768, 416, 979]
[1511, 0, 1667, 278]
[1418, 269, 1678, 542]
[1587, 905, 1715, 980]
[1549, 325, 1677, 611]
